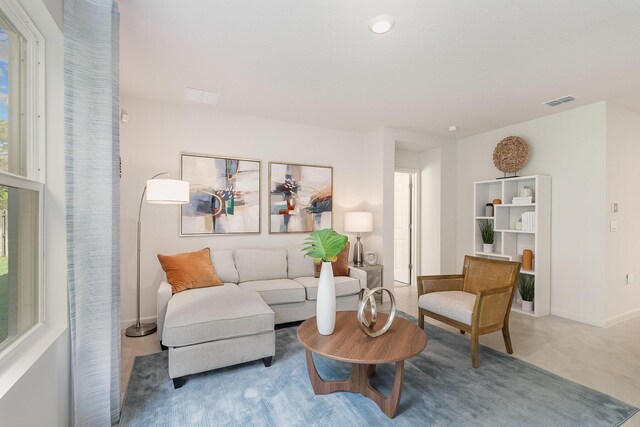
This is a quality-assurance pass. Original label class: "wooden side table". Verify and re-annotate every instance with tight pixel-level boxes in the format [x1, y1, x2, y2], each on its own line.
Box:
[350, 263, 384, 303]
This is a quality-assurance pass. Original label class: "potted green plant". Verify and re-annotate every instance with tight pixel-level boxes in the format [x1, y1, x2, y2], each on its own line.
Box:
[302, 228, 348, 335]
[478, 219, 494, 253]
[518, 274, 535, 312]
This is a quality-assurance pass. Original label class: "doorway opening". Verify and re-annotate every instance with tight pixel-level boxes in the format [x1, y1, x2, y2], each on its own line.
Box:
[394, 169, 419, 287]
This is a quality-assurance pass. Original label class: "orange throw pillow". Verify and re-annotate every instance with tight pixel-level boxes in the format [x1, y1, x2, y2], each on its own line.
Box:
[157, 248, 223, 293]
[314, 242, 350, 278]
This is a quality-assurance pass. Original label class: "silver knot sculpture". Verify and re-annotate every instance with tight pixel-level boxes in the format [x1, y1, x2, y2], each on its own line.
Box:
[357, 287, 396, 338]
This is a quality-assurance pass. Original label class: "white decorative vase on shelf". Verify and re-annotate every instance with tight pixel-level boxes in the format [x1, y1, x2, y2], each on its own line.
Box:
[522, 300, 534, 312]
[316, 262, 336, 335]
[483, 243, 493, 253]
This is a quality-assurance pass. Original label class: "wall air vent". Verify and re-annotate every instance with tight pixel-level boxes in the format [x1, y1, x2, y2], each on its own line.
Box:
[544, 95, 576, 107]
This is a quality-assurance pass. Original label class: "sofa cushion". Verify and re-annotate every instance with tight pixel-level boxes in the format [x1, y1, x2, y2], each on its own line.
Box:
[235, 248, 287, 282]
[418, 291, 476, 326]
[157, 248, 223, 293]
[314, 243, 350, 278]
[294, 276, 361, 301]
[287, 247, 315, 279]
[211, 249, 239, 283]
[237, 279, 305, 305]
[162, 283, 274, 347]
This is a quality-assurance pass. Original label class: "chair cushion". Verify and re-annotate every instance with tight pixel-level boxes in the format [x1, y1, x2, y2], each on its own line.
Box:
[287, 247, 315, 279]
[235, 248, 288, 282]
[210, 249, 239, 283]
[157, 248, 223, 293]
[294, 276, 361, 301]
[418, 291, 476, 326]
[237, 279, 306, 305]
[162, 283, 274, 347]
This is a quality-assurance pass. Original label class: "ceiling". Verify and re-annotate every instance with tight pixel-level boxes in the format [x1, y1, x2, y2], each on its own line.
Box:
[120, 1, 640, 138]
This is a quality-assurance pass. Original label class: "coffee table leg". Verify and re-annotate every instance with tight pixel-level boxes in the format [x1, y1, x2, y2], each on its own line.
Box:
[304, 350, 404, 419]
[305, 350, 352, 395]
[366, 364, 376, 378]
[358, 361, 404, 418]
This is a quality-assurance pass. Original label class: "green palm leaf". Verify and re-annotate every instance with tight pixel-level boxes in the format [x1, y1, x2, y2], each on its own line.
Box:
[301, 228, 348, 263]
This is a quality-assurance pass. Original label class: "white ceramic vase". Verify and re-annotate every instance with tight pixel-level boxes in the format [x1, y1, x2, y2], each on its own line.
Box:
[483, 243, 493, 253]
[522, 300, 534, 312]
[316, 261, 336, 335]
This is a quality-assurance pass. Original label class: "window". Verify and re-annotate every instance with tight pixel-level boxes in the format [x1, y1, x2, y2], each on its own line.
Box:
[0, 3, 44, 355]
[0, 10, 27, 177]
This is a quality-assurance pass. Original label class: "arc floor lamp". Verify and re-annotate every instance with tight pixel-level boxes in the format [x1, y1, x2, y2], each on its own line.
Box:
[126, 172, 190, 338]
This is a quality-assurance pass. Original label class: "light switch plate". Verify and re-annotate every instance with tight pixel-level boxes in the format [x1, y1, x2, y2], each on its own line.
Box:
[611, 203, 619, 213]
[610, 221, 619, 232]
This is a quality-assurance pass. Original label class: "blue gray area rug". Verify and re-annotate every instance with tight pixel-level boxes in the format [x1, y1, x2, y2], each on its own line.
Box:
[120, 313, 638, 426]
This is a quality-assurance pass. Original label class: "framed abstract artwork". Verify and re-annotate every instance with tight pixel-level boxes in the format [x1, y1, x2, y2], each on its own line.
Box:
[269, 162, 333, 233]
[180, 153, 261, 235]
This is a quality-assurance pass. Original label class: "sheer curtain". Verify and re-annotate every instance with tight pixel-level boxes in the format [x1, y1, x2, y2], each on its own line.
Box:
[64, 0, 120, 425]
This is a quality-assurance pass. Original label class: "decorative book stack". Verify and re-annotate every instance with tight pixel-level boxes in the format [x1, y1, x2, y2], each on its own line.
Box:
[512, 196, 534, 205]
[521, 212, 537, 232]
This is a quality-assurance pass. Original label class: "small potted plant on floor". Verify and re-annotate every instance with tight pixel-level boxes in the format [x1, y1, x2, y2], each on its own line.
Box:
[518, 274, 535, 312]
[302, 228, 348, 336]
[478, 219, 494, 253]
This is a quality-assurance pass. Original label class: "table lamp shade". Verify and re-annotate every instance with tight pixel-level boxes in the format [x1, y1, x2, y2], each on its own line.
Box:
[146, 178, 190, 204]
[344, 212, 373, 233]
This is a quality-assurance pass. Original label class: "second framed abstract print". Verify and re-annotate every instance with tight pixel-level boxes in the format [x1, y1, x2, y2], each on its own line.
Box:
[269, 162, 333, 233]
[181, 153, 261, 235]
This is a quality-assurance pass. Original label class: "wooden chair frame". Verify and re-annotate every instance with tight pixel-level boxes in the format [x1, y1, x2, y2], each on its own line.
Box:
[417, 256, 520, 368]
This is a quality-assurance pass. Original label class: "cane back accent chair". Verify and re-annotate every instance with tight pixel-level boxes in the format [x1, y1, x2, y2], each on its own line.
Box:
[417, 256, 520, 368]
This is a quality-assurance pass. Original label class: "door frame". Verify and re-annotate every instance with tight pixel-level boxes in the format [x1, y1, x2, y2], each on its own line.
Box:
[394, 167, 420, 286]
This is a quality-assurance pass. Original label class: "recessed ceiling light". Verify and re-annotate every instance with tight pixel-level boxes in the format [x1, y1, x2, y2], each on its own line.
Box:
[369, 15, 395, 34]
[449, 125, 458, 132]
[185, 87, 220, 106]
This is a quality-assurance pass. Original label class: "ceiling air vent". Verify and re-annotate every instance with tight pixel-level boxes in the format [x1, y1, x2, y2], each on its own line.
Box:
[544, 96, 576, 107]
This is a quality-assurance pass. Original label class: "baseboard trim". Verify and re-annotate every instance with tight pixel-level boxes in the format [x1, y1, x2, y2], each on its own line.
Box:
[550, 309, 605, 327]
[120, 316, 158, 331]
[603, 307, 640, 328]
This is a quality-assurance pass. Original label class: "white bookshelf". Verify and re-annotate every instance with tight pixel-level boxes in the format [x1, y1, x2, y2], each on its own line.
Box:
[473, 175, 551, 317]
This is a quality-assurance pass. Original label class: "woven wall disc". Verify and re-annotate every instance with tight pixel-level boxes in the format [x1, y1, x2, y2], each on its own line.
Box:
[493, 136, 529, 173]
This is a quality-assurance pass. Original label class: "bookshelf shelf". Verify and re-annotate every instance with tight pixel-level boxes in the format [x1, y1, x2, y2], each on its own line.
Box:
[495, 229, 536, 234]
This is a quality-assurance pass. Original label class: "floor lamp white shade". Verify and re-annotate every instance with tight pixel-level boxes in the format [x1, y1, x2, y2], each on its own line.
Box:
[146, 178, 190, 204]
[344, 212, 373, 266]
[126, 173, 190, 338]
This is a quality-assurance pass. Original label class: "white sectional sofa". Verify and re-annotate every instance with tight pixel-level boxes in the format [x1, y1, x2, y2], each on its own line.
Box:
[157, 247, 366, 388]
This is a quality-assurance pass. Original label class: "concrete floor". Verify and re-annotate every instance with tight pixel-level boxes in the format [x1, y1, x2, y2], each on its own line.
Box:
[121, 285, 640, 425]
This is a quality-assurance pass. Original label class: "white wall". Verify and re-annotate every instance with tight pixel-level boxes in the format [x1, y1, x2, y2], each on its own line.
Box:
[395, 141, 457, 277]
[416, 144, 458, 276]
[456, 102, 608, 326]
[0, 1, 69, 425]
[395, 148, 421, 170]
[605, 103, 640, 325]
[440, 143, 458, 273]
[120, 98, 382, 323]
[419, 148, 441, 275]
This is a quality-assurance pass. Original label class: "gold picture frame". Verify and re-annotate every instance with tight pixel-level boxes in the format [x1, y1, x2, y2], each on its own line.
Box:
[180, 152, 261, 236]
[268, 161, 333, 234]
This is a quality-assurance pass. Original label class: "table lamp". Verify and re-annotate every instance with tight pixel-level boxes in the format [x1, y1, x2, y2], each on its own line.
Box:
[344, 212, 373, 267]
[126, 172, 190, 338]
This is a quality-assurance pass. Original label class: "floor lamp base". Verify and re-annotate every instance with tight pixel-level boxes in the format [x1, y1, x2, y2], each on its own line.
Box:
[125, 322, 157, 337]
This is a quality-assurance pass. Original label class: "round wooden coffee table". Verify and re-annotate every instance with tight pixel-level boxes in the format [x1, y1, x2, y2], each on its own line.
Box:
[297, 310, 427, 418]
